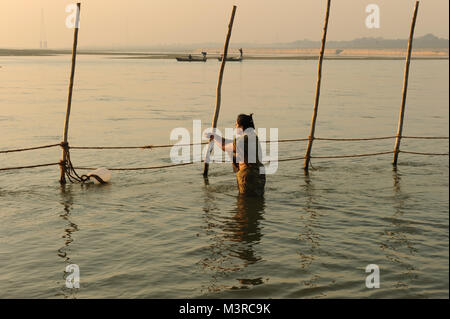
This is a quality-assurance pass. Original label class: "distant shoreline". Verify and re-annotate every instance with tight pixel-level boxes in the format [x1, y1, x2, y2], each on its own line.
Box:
[0, 48, 448, 60]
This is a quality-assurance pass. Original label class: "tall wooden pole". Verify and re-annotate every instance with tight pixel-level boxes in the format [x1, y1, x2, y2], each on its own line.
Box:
[203, 5, 237, 178]
[304, 0, 331, 171]
[393, 1, 419, 166]
[60, 3, 81, 184]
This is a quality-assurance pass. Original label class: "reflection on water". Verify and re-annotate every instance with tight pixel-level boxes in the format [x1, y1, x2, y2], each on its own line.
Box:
[379, 169, 418, 290]
[199, 185, 266, 293]
[298, 173, 324, 296]
[57, 185, 79, 299]
[0, 56, 447, 298]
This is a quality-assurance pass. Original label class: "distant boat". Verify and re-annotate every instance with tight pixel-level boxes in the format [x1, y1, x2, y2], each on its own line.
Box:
[218, 48, 243, 62]
[176, 51, 207, 62]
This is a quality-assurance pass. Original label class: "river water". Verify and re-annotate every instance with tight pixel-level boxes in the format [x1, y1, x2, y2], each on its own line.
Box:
[0, 55, 448, 298]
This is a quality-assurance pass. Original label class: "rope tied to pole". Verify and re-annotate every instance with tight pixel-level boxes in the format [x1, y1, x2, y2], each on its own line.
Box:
[59, 141, 90, 183]
[400, 150, 449, 156]
[304, 0, 332, 171]
[1, 135, 447, 154]
[0, 148, 447, 173]
[393, 1, 420, 166]
[0, 143, 60, 154]
[59, 2, 81, 184]
[203, 5, 237, 178]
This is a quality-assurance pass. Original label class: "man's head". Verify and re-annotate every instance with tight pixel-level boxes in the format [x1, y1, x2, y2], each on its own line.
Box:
[236, 113, 255, 130]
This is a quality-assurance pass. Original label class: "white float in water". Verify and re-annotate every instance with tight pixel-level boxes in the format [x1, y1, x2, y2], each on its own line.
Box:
[87, 167, 112, 184]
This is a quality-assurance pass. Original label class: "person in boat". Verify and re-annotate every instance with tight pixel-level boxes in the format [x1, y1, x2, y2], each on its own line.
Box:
[205, 113, 266, 197]
[188, 54, 192, 60]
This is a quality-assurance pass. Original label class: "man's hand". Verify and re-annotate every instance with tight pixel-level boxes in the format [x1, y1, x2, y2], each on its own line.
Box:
[203, 128, 217, 140]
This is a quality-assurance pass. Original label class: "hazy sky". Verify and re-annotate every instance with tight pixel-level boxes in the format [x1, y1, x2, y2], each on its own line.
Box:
[1, 0, 448, 48]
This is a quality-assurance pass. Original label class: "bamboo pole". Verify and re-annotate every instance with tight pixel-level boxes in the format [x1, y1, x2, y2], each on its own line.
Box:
[60, 3, 81, 184]
[304, 0, 331, 171]
[393, 1, 419, 166]
[203, 5, 237, 178]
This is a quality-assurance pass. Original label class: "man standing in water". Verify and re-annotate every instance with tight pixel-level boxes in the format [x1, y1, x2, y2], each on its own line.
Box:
[205, 114, 266, 197]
